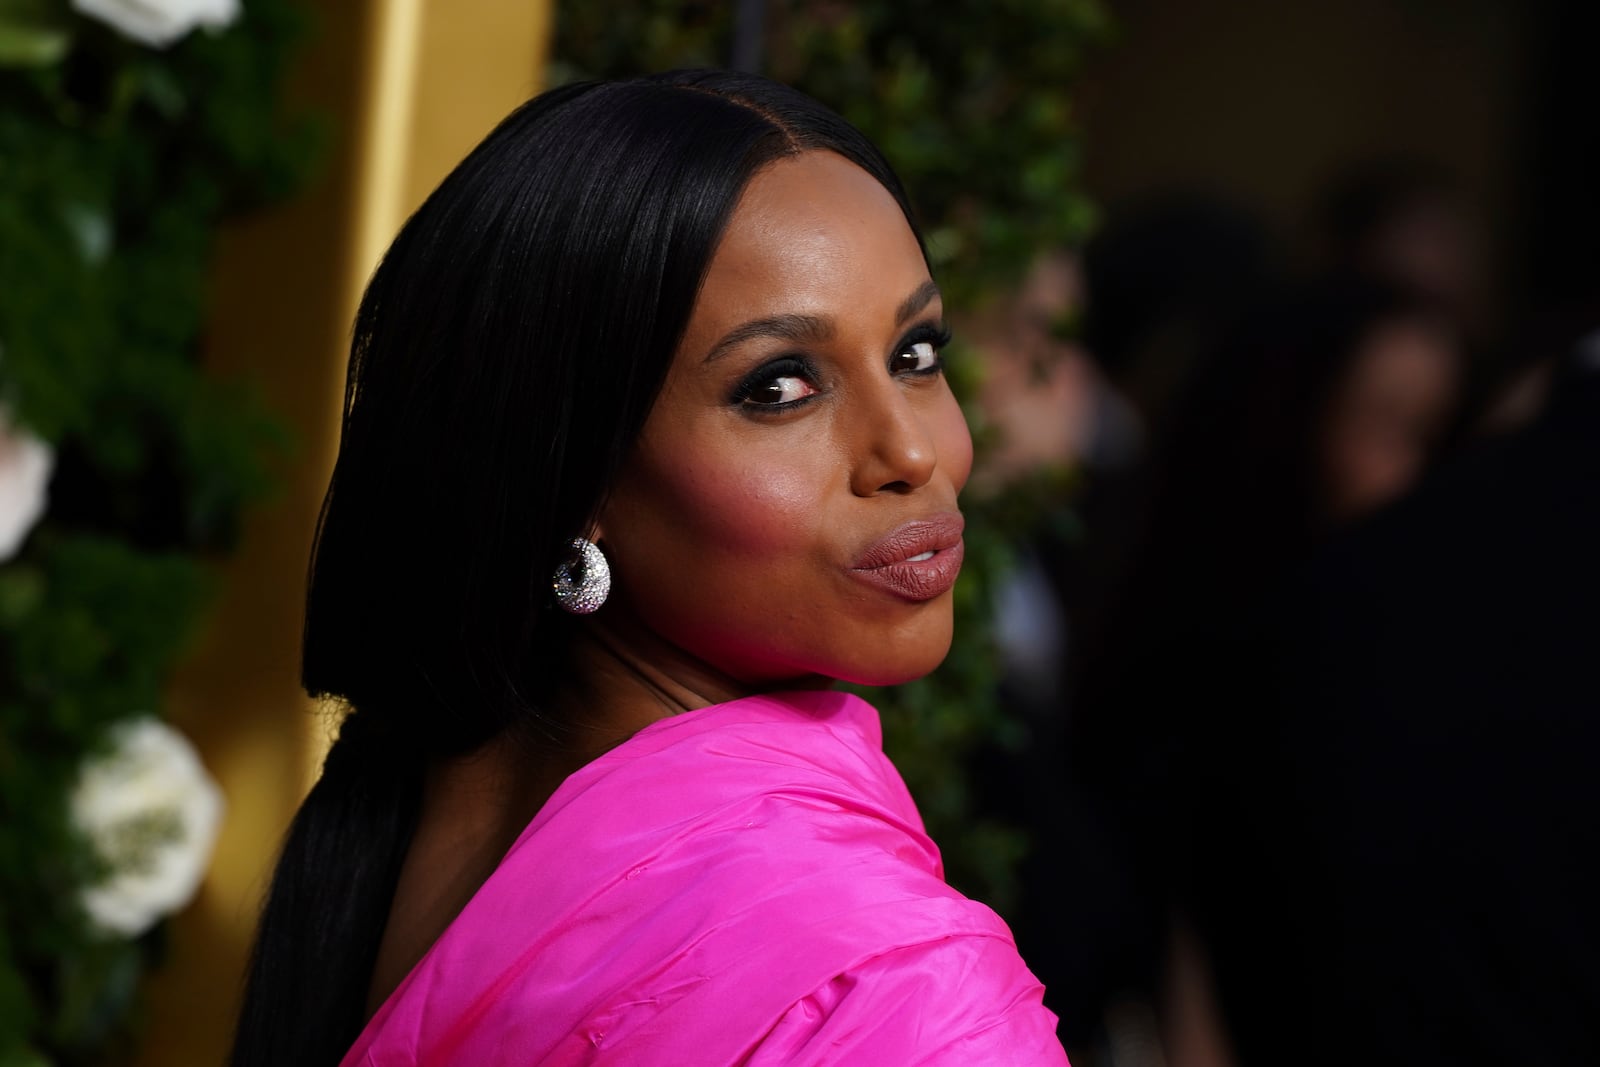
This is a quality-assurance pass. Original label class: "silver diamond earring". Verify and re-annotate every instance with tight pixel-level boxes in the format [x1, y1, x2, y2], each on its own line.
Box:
[552, 537, 610, 614]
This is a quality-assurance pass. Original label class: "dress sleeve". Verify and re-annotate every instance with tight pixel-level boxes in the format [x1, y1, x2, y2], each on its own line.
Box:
[744, 933, 1070, 1066]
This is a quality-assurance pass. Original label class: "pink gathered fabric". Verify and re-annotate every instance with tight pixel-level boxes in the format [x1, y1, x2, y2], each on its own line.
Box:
[341, 689, 1069, 1066]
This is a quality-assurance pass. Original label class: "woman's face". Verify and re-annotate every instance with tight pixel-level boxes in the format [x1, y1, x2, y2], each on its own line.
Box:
[1320, 315, 1458, 522]
[597, 150, 973, 688]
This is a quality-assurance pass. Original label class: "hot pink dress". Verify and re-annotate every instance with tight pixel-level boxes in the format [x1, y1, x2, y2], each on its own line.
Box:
[341, 690, 1068, 1065]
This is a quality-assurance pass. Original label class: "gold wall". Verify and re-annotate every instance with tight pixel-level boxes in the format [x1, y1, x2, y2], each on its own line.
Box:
[140, 2, 551, 1062]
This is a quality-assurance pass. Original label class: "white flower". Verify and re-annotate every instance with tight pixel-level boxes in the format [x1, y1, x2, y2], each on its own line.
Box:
[71, 717, 225, 938]
[0, 404, 53, 562]
[71, 0, 239, 49]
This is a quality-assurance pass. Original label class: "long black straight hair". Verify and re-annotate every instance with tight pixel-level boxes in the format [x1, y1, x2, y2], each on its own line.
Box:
[228, 71, 923, 1066]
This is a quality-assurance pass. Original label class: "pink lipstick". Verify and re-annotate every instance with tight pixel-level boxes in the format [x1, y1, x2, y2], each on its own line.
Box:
[849, 512, 966, 602]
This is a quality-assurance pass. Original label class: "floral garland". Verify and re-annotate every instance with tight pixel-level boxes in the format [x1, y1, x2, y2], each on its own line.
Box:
[0, 0, 313, 1060]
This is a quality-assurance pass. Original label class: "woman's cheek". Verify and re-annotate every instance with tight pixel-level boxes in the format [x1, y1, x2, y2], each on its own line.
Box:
[656, 450, 827, 558]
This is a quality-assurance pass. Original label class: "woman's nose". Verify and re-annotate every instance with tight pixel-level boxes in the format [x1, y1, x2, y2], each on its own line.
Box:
[849, 383, 939, 496]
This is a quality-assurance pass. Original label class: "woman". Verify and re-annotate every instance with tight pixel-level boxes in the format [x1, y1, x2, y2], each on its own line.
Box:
[230, 71, 1066, 1066]
[1042, 273, 1460, 1058]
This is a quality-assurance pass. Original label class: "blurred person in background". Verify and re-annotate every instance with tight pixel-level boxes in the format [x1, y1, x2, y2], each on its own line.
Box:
[999, 193, 1278, 1063]
[1078, 193, 1278, 436]
[1187, 318, 1600, 1065]
[1022, 0, 1596, 1060]
[1057, 193, 1280, 702]
[1316, 158, 1482, 335]
[999, 194, 1277, 729]
[968, 250, 1099, 499]
[966, 248, 1109, 723]
[1118, 274, 1462, 597]
[1310, 156, 1560, 447]
[1183, 2, 1600, 1046]
[1040, 268, 1465, 1065]
[1309, 282, 1463, 523]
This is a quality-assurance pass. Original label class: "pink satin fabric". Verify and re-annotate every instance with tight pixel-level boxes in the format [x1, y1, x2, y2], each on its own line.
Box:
[341, 690, 1068, 1065]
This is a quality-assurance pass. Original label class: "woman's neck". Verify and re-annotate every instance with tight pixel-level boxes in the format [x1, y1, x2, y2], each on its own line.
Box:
[551, 616, 751, 735]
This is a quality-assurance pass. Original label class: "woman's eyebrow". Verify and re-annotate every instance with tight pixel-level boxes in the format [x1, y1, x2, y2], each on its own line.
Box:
[703, 313, 833, 364]
[701, 279, 942, 365]
[895, 279, 942, 326]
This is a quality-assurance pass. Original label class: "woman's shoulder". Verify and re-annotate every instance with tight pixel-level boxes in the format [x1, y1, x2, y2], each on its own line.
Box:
[527, 688, 928, 862]
[343, 688, 1065, 1065]
[514, 686, 955, 922]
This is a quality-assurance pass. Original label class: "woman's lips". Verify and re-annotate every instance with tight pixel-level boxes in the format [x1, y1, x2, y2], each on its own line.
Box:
[849, 513, 966, 602]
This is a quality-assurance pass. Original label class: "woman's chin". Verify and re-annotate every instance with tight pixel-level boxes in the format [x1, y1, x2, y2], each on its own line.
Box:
[749, 662, 939, 690]
[827, 643, 954, 689]
[836, 665, 943, 688]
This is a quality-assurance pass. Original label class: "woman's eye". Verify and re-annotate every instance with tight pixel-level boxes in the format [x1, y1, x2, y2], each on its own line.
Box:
[890, 323, 950, 376]
[732, 357, 820, 409]
[892, 340, 942, 374]
[746, 374, 818, 406]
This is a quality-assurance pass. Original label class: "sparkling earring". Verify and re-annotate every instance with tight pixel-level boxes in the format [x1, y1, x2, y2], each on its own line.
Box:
[552, 537, 610, 614]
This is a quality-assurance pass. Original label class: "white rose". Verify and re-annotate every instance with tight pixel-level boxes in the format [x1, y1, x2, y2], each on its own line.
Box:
[0, 404, 53, 562]
[71, 717, 226, 938]
[71, 0, 240, 49]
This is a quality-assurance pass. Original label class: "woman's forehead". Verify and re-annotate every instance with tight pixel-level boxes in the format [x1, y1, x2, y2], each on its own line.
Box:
[683, 152, 930, 341]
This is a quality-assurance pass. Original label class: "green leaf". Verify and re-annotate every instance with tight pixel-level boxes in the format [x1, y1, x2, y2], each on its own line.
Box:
[0, 567, 45, 627]
[0, 11, 69, 67]
[57, 199, 114, 264]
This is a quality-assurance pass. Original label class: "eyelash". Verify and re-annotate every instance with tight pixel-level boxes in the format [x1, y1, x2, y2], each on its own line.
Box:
[728, 323, 953, 413]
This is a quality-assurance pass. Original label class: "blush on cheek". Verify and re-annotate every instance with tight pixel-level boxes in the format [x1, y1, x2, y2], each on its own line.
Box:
[656, 454, 823, 557]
